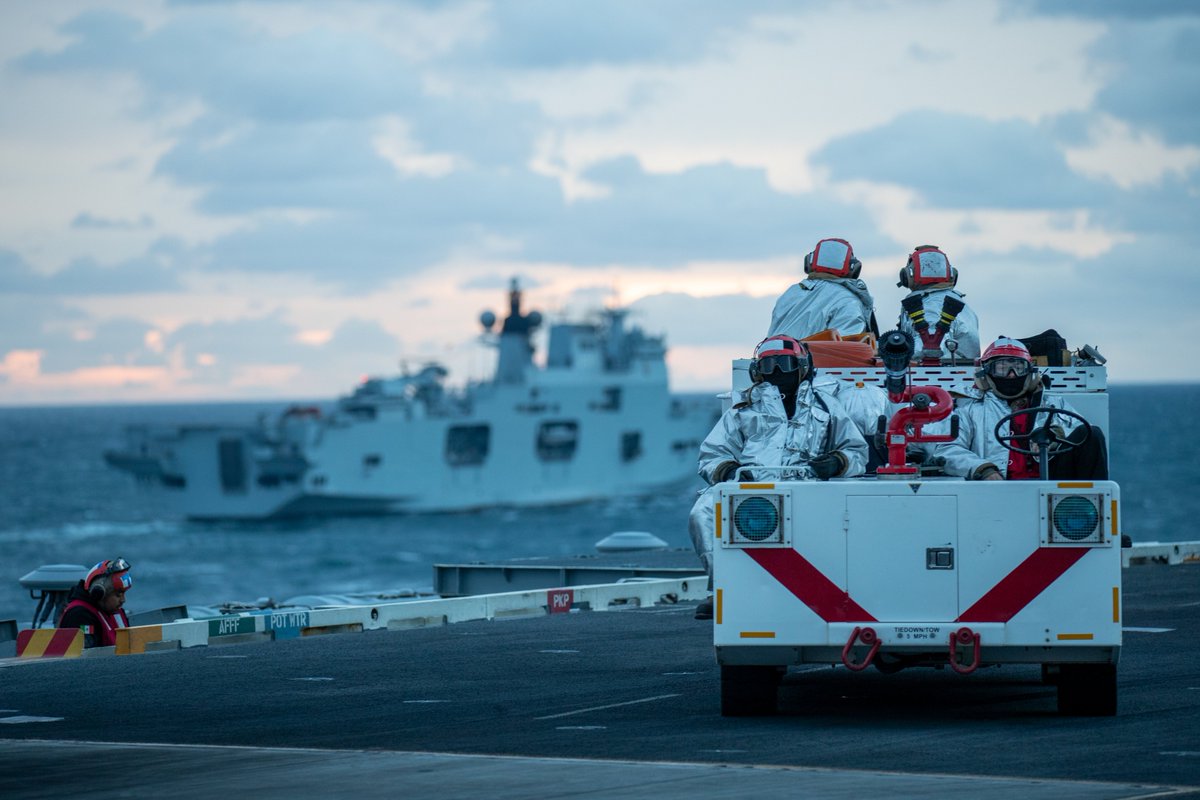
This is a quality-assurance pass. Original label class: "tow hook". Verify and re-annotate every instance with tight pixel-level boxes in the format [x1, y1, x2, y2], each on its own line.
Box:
[841, 626, 881, 671]
[948, 627, 981, 674]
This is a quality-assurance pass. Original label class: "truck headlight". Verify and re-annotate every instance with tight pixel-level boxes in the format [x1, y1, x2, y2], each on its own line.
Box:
[731, 494, 783, 544]
[1048, 494, 1102, 544]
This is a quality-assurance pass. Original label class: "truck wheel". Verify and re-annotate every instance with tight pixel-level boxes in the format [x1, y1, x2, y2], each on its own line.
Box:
[1056, 663, 1117, 716]
[720, 665, 782, 716]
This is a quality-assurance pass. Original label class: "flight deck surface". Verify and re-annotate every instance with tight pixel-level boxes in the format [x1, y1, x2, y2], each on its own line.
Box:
[1, 563, 1197, 798]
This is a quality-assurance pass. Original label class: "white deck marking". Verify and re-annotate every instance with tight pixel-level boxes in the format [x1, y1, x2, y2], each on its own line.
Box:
[290, 677, 334, 681]
[0, 716, 64, 724]
[402, 700, 448, 704]
[538, 649, 580, 654]
[555, 726, 607, 730]
[1122, 627, 1174, 633]
[534, 693, 680, 720]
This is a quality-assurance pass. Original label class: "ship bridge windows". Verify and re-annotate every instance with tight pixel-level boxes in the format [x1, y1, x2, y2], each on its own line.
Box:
[218, 438, 247, 493]
[446, 424, 490, 467]
[672, 438, 701, 455]
[590, 386, 622, 412]
[621, 431, 643, 462]
[537, 420, 579, 462]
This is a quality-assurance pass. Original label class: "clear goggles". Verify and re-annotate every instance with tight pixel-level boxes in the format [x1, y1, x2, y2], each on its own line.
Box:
[756, 354, 804, 375]
[984, 357, 1032, 377]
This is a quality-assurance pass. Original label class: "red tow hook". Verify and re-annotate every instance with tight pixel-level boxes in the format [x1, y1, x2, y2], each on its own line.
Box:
[841, 626, 881, 672]
[948, 627, 981, 674]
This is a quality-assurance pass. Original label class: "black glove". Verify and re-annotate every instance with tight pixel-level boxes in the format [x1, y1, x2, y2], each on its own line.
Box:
[809, 451, 846, 481]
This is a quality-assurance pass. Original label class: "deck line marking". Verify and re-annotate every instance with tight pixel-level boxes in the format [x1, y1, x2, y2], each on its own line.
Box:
[555, 726, 607, 730]
[1122, 627, 1174, 633]
[0, 716, 64, 724]
[535, 693, 680, 720]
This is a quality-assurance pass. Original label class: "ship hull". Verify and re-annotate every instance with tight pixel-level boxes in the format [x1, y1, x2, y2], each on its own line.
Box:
[110, 382, 717, 520]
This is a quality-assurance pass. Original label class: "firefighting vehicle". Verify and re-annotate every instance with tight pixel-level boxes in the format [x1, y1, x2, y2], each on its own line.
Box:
[711, 332, 1121, 716]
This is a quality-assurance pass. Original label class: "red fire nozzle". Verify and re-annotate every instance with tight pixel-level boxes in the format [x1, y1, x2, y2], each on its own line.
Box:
[876, 384, 957, 476]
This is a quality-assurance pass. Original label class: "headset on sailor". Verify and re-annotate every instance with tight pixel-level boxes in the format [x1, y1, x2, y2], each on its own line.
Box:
[57, 557, 132, 648]
[896, 244, 980, 364]
[931, 337, 1108, 481]
[767, 237, 880, 341]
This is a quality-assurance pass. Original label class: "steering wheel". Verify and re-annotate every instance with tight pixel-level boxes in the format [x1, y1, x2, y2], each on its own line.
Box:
[993, 406, 1091, 458]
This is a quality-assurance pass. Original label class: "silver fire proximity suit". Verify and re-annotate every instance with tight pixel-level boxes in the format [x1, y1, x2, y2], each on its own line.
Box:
[897, 287, 981, 362]
[932, 390, 1086, 479]
[768, 276, 876, 340]
[688, 380, 869, 577]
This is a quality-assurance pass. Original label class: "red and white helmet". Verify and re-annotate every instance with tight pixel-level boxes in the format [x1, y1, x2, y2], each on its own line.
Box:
[85, 557, 132, 600]
[750, 335, 813, 383]
[899, 245, 957, 289]
[975, 337, 1039, 398]
[980, 336, 1031, 364]
[804, 238, 861, 279]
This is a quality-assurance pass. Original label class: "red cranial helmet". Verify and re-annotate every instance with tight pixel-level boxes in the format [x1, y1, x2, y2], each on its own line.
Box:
[899, 244, 957, 289]
[750, 335, 813, 384]
[85, 557, 132, 601]
[804, 238, 861, 279]
[980, 336, 1031, 364]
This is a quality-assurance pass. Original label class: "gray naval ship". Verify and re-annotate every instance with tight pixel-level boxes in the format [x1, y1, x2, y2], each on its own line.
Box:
[103, 279, 719, 520]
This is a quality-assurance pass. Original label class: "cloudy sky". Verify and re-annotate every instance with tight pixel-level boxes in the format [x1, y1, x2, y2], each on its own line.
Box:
[1, 0, 1197, 405]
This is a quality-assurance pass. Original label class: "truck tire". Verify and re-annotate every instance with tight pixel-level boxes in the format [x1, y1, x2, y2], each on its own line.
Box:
[1057, 663, 1117, 716]
[720, 665, 782, 716]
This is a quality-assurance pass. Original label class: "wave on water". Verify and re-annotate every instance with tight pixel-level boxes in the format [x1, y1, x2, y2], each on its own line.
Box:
[0, 519, 185, 544]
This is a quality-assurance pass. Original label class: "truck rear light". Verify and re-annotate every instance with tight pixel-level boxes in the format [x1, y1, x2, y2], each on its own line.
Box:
[1048, 493, 1103, 545]
[730, 494, 783, 544]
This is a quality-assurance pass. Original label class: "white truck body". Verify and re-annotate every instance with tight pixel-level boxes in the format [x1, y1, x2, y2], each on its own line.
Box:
[711, 363, 1121, 716]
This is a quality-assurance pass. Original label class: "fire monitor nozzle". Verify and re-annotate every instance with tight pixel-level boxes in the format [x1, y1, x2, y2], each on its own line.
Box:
[878, 329, 915, 396]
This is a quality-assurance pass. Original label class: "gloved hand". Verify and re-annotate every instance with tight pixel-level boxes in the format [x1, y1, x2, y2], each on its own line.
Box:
[973, 464, 1003, 481]
[809, 451, 847, 481]
[713, 461, 741, 483]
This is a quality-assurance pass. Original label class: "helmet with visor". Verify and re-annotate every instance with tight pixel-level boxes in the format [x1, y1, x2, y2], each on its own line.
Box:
[749, 335, 813, 384]
[976, 337, 1040, 399]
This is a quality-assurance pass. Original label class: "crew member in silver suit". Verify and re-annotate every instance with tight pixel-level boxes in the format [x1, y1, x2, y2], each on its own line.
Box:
[933, 337, 1107, 481]
[895, 244, 980, 363]
[689, 335, 869, 619]
[767, 237, 879, 340]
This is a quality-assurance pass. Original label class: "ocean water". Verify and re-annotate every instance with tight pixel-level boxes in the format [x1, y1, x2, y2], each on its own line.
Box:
[1, 384, 1197, 625]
